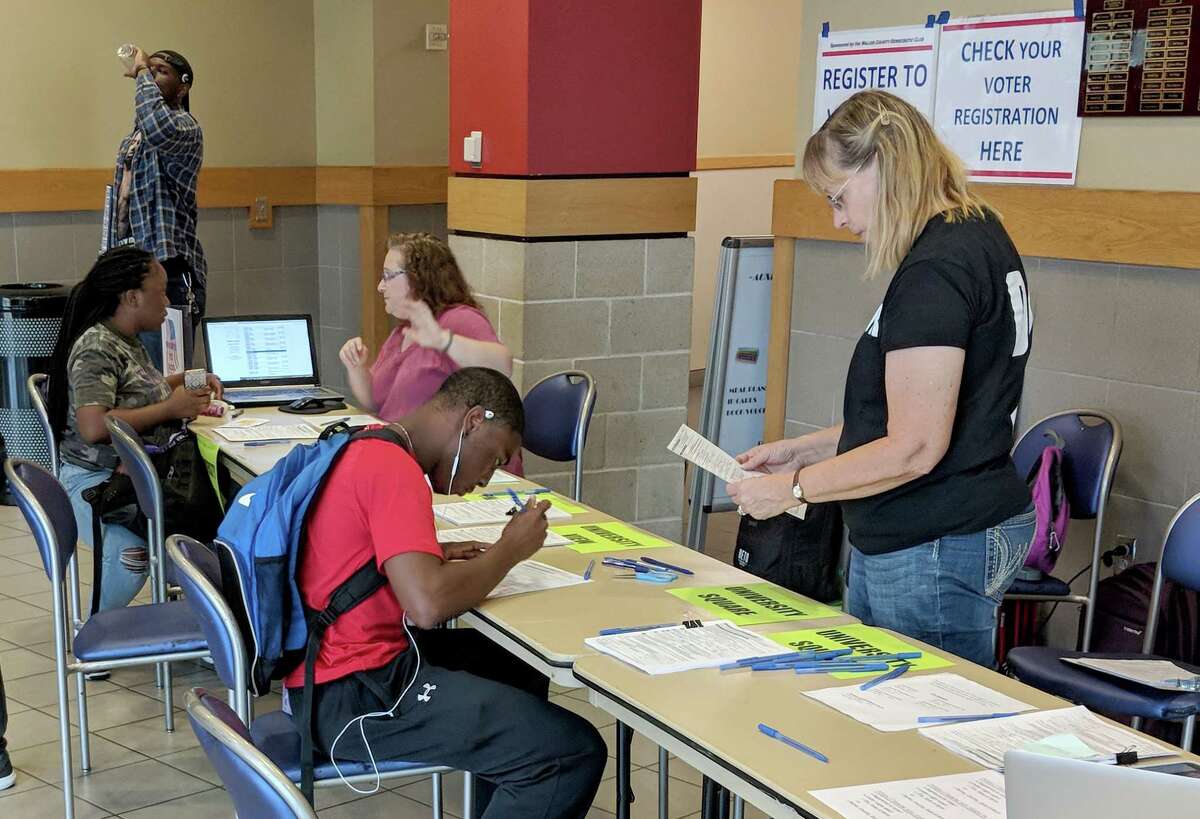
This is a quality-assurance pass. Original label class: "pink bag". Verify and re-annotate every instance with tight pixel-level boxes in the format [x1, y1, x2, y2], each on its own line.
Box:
[1024, 445, 1069, 574]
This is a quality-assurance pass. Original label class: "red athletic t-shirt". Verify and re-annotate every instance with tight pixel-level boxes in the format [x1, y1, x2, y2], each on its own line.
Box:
[284, 438, 443, 688]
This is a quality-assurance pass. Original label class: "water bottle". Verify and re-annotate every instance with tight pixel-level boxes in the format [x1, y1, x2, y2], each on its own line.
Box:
[117, 43, 137, 72]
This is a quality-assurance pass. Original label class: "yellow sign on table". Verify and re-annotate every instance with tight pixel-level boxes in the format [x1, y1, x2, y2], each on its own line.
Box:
[668, 583, 843, 626]
[551, 522, 674, 554]
[463, 491, 587, 515]
[767, 623, 954, 677]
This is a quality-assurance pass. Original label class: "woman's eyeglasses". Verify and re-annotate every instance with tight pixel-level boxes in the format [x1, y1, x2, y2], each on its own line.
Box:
[381, 266, 408, 282]
[827, 159, 867, 211]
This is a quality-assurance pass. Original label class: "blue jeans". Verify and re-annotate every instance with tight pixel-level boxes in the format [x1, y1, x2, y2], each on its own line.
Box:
[59, 462, 149, 611]
[846, 507, 1036, 668]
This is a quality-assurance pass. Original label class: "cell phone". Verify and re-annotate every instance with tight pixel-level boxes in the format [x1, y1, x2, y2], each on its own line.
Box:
[1140, 761, 1200, 778]
[184, 368, 207, 391]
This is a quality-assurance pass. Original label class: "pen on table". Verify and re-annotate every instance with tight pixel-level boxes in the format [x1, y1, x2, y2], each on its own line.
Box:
[720, 649, 851, 671]
[583, 560, 595, 581]
[483, 488, 551, 499]
[757, 723, 828, 764]
[598, 622, 677, 636]
[638, 556, 695, 576]
[859, 661, 911, 691]
[244, 439, 293, 447]
[792, 663, 891, 674]
[916, 712, 1020, 724]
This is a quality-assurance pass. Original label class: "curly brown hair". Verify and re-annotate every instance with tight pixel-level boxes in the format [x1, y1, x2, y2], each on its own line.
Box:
[386, 232, 481, 316]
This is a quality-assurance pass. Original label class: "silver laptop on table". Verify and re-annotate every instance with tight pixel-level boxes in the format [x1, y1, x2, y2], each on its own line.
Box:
[201, 314, 344, 407]
[1005, 749, 1200, 818]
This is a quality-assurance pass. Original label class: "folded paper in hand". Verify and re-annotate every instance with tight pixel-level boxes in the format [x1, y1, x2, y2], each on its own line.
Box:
[667, 425, 806, 519]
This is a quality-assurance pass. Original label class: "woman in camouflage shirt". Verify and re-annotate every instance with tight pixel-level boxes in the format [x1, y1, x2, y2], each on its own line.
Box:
[48, 247, 219, 611]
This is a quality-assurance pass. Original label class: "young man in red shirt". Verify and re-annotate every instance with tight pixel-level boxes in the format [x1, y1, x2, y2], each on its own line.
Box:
[287, 367, 606, 817]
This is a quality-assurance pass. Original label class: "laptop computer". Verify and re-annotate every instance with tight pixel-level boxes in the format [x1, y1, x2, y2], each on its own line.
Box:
[201, 314, 344, 408]
[1005, 749, 1200, 818]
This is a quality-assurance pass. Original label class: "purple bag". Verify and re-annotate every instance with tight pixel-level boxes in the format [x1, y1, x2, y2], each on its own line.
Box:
[1024, 445, 1069, 574]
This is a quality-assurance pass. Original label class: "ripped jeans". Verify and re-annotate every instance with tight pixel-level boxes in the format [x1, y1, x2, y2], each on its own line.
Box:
[59, 462, 150, 611]
[846, 506, 1036, 668]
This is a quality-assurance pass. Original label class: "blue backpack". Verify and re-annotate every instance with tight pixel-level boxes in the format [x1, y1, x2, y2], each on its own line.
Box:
[212, 423, 407, 803]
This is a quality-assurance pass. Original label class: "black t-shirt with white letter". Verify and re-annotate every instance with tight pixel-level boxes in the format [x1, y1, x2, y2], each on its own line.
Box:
[838, 212, 1032, 555]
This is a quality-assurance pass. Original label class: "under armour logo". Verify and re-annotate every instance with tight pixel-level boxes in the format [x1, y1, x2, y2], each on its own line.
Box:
[417, 683, 437, 702]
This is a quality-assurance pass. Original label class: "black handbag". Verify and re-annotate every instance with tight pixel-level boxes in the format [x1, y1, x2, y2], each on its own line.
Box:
[83, 429, 223, 612]
[733, 502, 844, 604]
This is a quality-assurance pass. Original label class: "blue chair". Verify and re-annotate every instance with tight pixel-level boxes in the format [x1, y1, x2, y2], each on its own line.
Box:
[522, 370, 597, 502]
[167, 534, 455, 813]
[28, 373, 84, 635]
[1007, 409, 1122, 651]
[1006, 490, 1200, 752]
[5, 459, 208, 819]
[105, 416, 174, 604]
[186, 688, 317, 819]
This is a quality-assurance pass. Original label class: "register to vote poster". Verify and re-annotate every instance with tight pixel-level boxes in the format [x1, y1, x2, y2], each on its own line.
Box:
[812, 23, 941, 132]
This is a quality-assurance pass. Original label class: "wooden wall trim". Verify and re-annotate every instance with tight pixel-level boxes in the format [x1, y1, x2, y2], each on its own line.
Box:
[359, 206, 391, 355]
[764, 237, 795, 442]
[772, 178, 1200, 270]
[447, 175, 698, 237]
[695, 154, 795, 171]
[316, 166, 449, 206]
[0, 166, 449, 213]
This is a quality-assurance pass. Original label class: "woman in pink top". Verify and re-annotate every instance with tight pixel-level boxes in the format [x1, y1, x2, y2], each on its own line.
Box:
[339, 233, 520, 470]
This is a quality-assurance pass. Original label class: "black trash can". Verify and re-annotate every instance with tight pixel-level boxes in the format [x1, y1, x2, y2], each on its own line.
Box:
[0, 283, 69, 488]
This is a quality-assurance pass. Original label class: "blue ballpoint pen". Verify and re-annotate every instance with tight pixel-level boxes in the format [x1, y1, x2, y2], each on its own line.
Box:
[916, 712, 1021, 724]
[638, 556, 695, 576]
[757, 723, 828, 763]
[860, 661, 911, 691]
[244, 439, 292, 447]
[583, 560, 595, 581]
[719, 649, 851, 671]
[482, 488, 551, 499]
[846, 652, 922, 664]
[792, 663, 891, 674]
[598, 622, 677, 636]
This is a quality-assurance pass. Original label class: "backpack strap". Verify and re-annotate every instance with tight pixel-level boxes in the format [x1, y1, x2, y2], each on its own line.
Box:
[297, 426, 408, 804]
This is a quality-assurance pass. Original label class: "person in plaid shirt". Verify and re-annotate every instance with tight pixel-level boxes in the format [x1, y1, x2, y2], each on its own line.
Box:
[110, 46, 206, 370]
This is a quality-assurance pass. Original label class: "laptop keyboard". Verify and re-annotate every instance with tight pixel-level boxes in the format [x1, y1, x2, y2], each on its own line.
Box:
[227, 386, 329, 401]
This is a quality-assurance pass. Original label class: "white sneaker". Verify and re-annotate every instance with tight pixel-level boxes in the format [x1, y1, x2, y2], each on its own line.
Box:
[0, 754, 14, 791]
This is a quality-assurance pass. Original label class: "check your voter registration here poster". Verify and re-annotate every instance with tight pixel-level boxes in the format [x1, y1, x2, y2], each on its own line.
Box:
[934, 10, 1085, 184]
[812, 23, 940, 132]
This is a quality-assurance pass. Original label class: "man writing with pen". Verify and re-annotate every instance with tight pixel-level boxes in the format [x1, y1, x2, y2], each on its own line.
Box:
[287, 367, 606, 818]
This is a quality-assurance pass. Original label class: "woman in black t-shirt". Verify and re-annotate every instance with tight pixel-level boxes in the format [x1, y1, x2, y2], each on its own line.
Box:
[728, 90, 1034, 667]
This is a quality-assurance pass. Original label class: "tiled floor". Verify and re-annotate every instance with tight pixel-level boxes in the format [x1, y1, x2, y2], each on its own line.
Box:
[1, 383, 762, 817]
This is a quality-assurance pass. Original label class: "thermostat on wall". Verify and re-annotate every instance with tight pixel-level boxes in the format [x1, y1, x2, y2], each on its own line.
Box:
[425, 24, 448, 50]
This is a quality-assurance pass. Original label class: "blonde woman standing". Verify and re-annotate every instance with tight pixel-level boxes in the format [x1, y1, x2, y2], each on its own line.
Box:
[728, 90, 1034, 667]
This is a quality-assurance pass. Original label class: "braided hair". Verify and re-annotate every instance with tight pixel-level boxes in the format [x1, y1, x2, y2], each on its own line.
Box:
[47, 246, 157, 440]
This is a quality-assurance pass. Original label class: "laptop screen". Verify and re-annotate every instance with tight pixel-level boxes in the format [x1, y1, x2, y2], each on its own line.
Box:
[202, 315, 320, 388]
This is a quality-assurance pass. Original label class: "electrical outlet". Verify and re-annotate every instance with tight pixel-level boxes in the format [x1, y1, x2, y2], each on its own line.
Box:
[249, 196, 272, 229]
[1115, 534, 1137, 572]
[425, 24, 448, 50]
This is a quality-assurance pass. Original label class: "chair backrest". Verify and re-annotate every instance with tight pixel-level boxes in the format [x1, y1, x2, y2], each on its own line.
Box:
[1011, 410, 1121, 520]
[522, 371, 596, 463]
[1159, 492, 1200, 594]
[26, 373, 58, 475]
[186, 688, 316, 819]
[5, 459, 78, 583]
[168, 535, 246, 707]
[105, 415, 164, 530]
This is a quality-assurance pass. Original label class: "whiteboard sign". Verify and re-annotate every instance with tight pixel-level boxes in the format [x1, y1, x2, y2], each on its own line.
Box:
[813, 24, 941, 132]
[687, 238, 774, 549]
[934, 11, 1085, 184]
